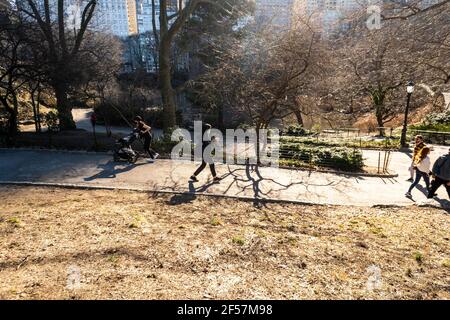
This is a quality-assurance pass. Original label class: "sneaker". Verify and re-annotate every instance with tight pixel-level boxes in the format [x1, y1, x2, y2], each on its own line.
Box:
[406, 178, 414, 182]
[213, 176, 221, 183]
[190, 176, 198, 182]
[428, 193, 438, 198]
[154, 153, 160, 160]
[405, 192, 412, 198]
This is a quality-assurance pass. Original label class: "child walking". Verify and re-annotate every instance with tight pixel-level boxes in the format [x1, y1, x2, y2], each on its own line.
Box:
[405, 146, 431, 198]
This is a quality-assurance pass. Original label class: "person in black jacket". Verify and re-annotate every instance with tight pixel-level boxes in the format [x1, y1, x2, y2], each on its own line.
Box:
[428, 148, 450, 199]
[134, 116, 159, 160]
[190, 123, 221, 183]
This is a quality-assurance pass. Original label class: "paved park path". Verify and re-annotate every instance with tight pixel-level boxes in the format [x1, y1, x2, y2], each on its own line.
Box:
[20, 108, 164, 138]
[71, 108, 164, 138]
[1, 148, 449, 208]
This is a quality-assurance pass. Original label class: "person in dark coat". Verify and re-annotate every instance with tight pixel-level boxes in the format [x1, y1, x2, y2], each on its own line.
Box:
[190, 123, 220, 183]
[428, 148, 450, 199]
[134, 116, 159, 160]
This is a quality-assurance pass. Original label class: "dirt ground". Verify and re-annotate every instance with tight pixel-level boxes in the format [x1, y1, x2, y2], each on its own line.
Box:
[0, 186, 448, 300]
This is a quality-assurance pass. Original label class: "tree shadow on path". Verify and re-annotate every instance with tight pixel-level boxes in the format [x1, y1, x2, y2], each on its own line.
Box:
[224, 163, 349, 208]
[165, 173, 234, 206]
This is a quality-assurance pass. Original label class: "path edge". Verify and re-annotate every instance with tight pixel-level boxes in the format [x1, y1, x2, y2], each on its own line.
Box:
[0, 180, 437, 209]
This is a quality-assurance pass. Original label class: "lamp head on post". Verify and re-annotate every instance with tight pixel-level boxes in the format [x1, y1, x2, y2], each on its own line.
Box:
[406, 81, 415, 94]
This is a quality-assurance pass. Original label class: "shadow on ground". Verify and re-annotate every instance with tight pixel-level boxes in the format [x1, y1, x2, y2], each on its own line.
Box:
[159, 163, 351, 208]
[84, 161, 147, 181]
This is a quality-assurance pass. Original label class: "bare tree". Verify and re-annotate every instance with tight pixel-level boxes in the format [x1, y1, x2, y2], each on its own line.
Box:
[382, 0, 450, 20]
[16, 0, 97, 129]
[325, 2, 450, 134]
[333, 20, 420, 136]
[26, 76, 50, 133]
[158, 0, 250, 131]
[0, 9, 32, 137]
[409, 4, 450, 100]
[195, 25, 324, 162]
[77, 32, 123, 134]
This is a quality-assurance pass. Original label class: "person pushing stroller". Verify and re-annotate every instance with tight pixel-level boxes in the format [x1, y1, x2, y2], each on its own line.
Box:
[133, 116, 159, 161]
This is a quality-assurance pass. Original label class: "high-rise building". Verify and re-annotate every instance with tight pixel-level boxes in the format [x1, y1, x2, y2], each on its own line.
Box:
[293, 0, 364, 35]
[133, 0, 187, 72]
[253, 0, 367, 35]
[255, 0, 296, 29]
[126, 0, 138, 34]
[135, 0, 180, 33]
[293, 0, 445, 36]
[92, 0, 138, 37]
[27, 0, 138, 37]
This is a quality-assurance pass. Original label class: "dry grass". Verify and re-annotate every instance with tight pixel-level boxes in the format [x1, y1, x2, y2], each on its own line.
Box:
[0, 186, 448, 300]
[353, 103, 437, 131]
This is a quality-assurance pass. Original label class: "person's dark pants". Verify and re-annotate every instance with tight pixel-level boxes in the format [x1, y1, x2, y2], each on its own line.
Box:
[143, 135, 157, 159]
[408, 170, 430, 193]
[428, 176, 450, 198]
[193, 161, 217, 177]
[193, 143, 216, 177]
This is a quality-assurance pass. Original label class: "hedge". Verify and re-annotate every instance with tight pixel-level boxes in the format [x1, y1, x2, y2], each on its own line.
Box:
[280, 143, 364, 171]
[280, 136, 399, 150]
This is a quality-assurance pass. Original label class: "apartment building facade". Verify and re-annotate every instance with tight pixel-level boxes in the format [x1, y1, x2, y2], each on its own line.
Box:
[136, 0, 179, 33]
[26, 0, 138, 37]
[255, 0, 296, 29]
[91, 0, 138, 37]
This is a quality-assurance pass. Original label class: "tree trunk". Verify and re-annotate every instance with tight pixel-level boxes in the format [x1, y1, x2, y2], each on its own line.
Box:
[2, 96, 18, 145]
[32, 101, 39, 133]
[54, 82, 75, 130]
[217, 104, 224, 130]
[158, 0, 201, 132]
[293, 108, 304, 126]
[31, 88, 41, 133]
[7, 105, 17, 137]
[159, 37, 177, 132]
[375, 104, 385, 137]
[151, 0, 159, 72]
[255, 124, 261, 166]
[36, 90, 42, 132]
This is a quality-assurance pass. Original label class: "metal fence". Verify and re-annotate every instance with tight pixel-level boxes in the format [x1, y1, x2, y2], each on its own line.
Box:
[362, 149, 394, 174]
[225, 134, 394, 173]
[409, 129, 450, 146]
[317, 127, 396, 138]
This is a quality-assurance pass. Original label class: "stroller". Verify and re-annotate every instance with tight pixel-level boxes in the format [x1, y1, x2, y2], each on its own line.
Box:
[113, 129, 141, 163]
